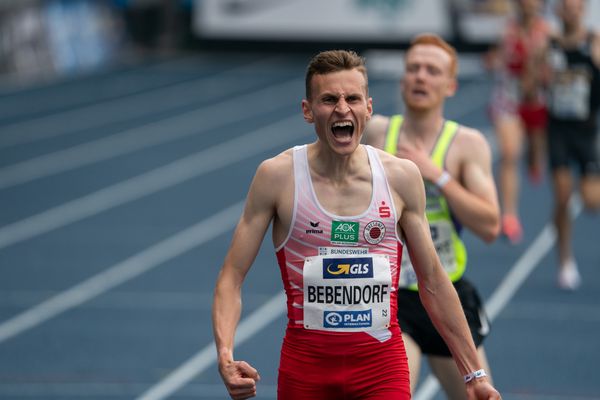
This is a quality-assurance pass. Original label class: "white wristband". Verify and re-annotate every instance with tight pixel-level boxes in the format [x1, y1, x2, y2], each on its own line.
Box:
[464, 369, 487, 383]
[434, 171, 451, 189]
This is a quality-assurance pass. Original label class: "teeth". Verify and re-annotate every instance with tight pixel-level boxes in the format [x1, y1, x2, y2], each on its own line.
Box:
[332, 121, 353, 128]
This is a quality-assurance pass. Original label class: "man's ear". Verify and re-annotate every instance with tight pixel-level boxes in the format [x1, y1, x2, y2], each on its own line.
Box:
[302, 99, 313, 123]
[446, 78, 458, 98]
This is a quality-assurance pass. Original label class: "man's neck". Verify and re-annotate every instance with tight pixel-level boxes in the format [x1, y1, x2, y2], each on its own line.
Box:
[563, 23, 586, 43]
[519, 13, 535, 31]
[309, 142, 367, 184]
[402, 108, 445, 140]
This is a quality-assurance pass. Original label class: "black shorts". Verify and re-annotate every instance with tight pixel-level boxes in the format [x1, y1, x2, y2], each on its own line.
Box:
[397, 278, 489, 357]
[548, 120, 600, 176]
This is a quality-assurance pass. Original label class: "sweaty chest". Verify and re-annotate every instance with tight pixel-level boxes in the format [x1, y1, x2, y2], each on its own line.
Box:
[312, 178, 373, 216]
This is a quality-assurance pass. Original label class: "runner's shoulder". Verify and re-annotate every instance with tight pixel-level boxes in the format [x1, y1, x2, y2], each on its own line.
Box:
[453, 124, 492, 154]
[376, 148, 421, 186]
[364, 114, 391, 145]
[256, 148, 294, 182]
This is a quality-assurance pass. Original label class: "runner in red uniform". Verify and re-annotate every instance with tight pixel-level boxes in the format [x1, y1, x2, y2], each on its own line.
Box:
[212, 50, 501, 400]
[488, 0, 551, 244]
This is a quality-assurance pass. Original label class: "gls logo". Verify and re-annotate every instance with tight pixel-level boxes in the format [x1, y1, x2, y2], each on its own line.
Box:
[323, 257, 373, 279]
[327, 263, 369, 275]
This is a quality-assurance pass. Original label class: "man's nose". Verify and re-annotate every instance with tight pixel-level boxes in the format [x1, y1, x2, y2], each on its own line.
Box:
[335, 98, 350, 113]
[415, 67, 427, 80]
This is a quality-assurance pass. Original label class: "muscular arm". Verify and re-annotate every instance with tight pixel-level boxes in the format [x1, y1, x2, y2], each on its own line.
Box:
[523, 41, 549, 99]
[386, 155, 500, 399]
[591, 31, 600, 69]
[523, 20, 551, 98]
[398, 161, 480, 372]
[212, 157, 285, 399]
[438, 128, 500, 242]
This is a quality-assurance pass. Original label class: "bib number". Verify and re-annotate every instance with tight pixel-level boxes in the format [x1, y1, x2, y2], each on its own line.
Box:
[399, 222, 457, 288]
[551, 69, 591, 120]
[303, 254, 392, 332]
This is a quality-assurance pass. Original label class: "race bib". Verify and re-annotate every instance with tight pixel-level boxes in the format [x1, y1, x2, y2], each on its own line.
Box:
[494, 73, 521, 104]
[399, 246, 417, 288]
[503, 77, 521, 104]
[399, 221, 457, 288]
[551, 69, 591, 120]
[431, 222, 458, 273]
[303, 254, 392, 332]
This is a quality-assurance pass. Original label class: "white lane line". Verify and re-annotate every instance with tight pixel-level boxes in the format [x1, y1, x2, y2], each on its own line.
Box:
[488, 194, 582, 321]
[136, 291, 287, 400]
[413, 196, 583, 400]
[0, 56, 286, 149]
[0, 383, 278, 398]
[0, 82, 395, 250]
[0, 113, 307, 250]
[0, 290, 214, 311]
[0, 201, 244, 344]
[0, 78, 302, 189]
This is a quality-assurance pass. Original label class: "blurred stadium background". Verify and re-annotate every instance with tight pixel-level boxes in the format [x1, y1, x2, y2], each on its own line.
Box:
[3, 0, 600, 86]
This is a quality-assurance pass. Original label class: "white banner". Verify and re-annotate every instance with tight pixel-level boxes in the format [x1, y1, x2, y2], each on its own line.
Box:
[193, 0, 450, 42]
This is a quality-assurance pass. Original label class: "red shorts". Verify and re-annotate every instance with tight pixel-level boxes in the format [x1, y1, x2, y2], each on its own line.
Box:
[278, 328, 410, 399]
[519, 102, 548, 132]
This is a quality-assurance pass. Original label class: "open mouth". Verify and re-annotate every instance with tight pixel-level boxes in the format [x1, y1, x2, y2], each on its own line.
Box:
[412, 88, 428, 97]
[331, 120, 354, 142]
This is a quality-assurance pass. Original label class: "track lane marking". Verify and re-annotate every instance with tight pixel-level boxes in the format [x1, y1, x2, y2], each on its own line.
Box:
[0, 78, 302, 189]
[0, 202, 244, 344]
[0, 113, 307, 250]
[413, 195, 583, 400]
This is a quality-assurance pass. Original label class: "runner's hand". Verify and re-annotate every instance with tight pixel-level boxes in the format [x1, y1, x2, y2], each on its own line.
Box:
[466, 378, 502, 400]
[397, 142, 441, 182]
[219, 360, 261, 399]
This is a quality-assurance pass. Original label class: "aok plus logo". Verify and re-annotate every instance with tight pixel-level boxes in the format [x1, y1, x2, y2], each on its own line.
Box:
[330, 221, 359, 245]
[323, 257, 373, 279]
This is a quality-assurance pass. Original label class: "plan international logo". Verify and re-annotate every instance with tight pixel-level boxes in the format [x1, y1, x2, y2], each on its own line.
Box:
[323, 310, 372, 328]
[330, 221, 359, 245]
